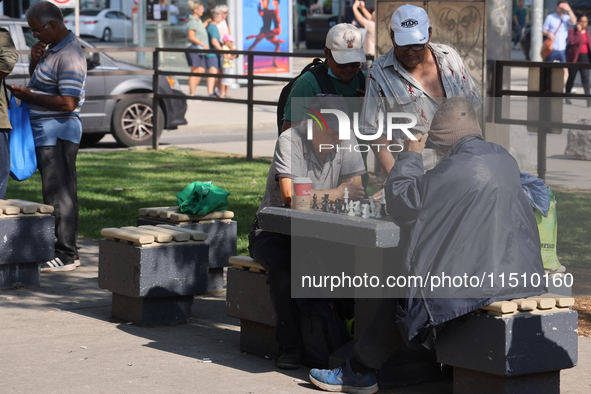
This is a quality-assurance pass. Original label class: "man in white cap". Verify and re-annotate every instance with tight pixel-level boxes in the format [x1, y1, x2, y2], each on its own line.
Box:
[360, 4, 482, 176]
[281, 23, 366, 133]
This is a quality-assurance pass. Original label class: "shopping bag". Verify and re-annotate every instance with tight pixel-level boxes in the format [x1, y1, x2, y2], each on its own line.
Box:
[8, 95, 37, 181]
[535, 188, 560, 271]
[176, 181, 230, 216]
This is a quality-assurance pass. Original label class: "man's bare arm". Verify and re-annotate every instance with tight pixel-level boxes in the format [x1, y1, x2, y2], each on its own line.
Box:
[370, 134, 395, 175]
[8, 85, 79, 112]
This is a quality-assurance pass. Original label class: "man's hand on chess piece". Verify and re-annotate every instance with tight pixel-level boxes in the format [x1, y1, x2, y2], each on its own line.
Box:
[404, 133, 428, 154]
[338, 179, 364, 201]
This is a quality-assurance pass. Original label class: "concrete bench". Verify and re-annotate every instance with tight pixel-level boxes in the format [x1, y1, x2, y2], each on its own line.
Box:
[98, 225, 209, 326]
[437, 295, 578, 394]
[225, 256, 279, 358]
[137, 207, 237, 293]
[0, 199, 55, 290]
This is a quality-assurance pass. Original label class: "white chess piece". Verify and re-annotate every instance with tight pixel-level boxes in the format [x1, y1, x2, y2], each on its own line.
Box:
[343, 187, 349, 200]
[375, 201, 382, 219]
[369, 199, 376, 217]
[354, 201, 361, 216]
[344, 197, 349, 211]
[381, 188, 386, 205]
[348, 203, 356, 216]
[362, 204, 369, 218]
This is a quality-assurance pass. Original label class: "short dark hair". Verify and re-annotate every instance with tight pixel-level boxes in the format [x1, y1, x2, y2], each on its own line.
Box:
[26, 1, 63, 25]
[557, 0, 568, 5]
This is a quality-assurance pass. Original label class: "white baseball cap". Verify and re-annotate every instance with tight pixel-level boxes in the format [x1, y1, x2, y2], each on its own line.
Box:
[391, 4, 430, 46]
[325, 23, 366, 64]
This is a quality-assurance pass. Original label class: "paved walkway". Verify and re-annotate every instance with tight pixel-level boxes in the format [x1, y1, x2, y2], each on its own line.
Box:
[1, 238, 590, 393]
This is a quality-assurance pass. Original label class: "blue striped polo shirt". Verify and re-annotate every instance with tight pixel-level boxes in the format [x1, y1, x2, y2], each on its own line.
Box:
[27, 31, 87, 147]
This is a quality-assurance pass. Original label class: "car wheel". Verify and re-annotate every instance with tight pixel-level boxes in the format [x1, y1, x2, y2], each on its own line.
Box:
[112, 98, 164, 147]
[102, 28, 112, 42]
[80, 133, 106, 147]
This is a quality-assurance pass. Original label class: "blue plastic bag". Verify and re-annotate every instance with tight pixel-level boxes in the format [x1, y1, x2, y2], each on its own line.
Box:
[8, 95, 37, 181]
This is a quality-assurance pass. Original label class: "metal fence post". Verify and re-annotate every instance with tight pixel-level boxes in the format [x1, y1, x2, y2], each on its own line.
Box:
[152, 48, 159, 150]
[246, 53, 254, 161]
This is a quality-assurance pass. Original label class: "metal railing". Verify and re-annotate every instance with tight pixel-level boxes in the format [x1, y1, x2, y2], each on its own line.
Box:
[492, 60, 591, 180]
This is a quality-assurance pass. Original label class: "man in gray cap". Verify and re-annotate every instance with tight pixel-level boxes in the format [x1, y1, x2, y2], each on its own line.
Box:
[250, 94, 366, 370]
[359, 4, 482, 178]
[309, 98, 544, 393]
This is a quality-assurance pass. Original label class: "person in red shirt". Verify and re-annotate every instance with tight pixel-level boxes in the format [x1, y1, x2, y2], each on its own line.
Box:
[566, 14, 591, 106]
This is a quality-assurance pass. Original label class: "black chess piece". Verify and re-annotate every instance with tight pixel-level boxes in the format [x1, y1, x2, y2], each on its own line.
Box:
[334, 199, 341, 214]
[321, 194, 329, 212]
[329, 200, 334, 213]
[312, 194, 318, 209]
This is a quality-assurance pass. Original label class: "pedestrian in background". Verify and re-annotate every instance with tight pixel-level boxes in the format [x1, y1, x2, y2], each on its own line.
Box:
[566, 14, 591, 106]
[220, 34, 238, 98]
[352, 0, 375, 71]
[0, 19, 18, 200]
[296, 0, 308, 49]
[205, 9, 223, 98]
[513, 0, 527, 49]
[186, 1, 209, 96]
[542, 0, 576, 86]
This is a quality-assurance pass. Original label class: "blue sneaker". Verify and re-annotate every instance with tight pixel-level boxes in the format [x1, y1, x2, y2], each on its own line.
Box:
[309, 359, 378, 393]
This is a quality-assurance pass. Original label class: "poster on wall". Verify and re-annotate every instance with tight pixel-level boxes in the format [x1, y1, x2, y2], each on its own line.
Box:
[147, 0, 169, 24]
[242, 0, 290, 74]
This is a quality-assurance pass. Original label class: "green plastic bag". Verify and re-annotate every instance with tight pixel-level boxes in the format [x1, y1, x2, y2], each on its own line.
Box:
[535, 188, 560, 271]
[176, 181, 230, 216]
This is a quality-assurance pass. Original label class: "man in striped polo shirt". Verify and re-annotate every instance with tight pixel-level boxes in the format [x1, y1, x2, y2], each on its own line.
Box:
[9, 1, 86, 272]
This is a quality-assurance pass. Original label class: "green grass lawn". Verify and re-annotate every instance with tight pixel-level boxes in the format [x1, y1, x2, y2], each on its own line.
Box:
[6, 149, 270, 255]
[554, 189, 591, 268]
[6, 150, 591, 265]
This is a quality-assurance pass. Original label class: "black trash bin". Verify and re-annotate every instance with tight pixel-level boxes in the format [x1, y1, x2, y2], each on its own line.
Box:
[305, 15, 338, 49]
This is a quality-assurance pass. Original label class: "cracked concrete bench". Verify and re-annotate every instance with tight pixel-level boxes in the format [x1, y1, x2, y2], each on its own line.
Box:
[0, 199, 55, 290]
[225, 256, 279, 358]
[137, 207, 237, 293]
[98, 225, 209, 326]
[437, 295, 578, 394]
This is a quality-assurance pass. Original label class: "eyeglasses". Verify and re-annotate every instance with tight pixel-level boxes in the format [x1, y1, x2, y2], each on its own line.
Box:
[394, 43, 428, 52]
[29, 21, 51, 35]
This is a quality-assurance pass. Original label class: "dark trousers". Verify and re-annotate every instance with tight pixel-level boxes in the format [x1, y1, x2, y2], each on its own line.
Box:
[0, 130, 9, 200]
[249, 230, 301, 348]
[566, 53, 591, 96]
[354, 298, 404, 369]
[36, 139, 79, 262]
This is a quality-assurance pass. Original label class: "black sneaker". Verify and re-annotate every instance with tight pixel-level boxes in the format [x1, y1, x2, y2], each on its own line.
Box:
[40, 257, 77, 273]
[277, 346, 301, 369]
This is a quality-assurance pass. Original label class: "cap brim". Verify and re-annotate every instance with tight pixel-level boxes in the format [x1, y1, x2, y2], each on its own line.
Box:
[394, 29, 429, 46]
[330, 50, 366, 64]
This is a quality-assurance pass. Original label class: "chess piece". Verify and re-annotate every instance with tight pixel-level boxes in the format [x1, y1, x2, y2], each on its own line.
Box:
[344, 187, 349, 200]
[341, 201, 348, 214]
[369, 199, 376, 218]
[335, 199, 342, 214]
[375, 201, 382, 219]
[348, 204, 356, 216]
[329, 200, 334, 213]
[312, 194, 318, 209]
[381, 188, 386, 205]
[362, 204, 369, 218]
[354, 201, 361, 216]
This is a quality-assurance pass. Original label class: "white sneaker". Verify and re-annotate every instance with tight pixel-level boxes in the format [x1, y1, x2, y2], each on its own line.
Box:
[40, 257, 77, 273]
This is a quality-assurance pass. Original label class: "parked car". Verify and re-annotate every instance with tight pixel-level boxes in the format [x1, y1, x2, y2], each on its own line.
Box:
[63, 9, 132, 42]
[0, 17, 187, 147]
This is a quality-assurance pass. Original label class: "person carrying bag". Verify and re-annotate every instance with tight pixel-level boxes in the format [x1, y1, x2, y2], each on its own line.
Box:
[542, 20, 562, 60]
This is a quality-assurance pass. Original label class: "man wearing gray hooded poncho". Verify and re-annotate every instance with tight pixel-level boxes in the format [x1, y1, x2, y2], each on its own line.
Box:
[309, 98, 545, 394]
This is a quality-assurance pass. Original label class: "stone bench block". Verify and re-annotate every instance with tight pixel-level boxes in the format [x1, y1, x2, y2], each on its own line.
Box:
[98, 239, 209, 298]
[111, 293, 194, 326]
[0, 214, 54, 290]
[226, 266, 278, 357]
[0, 215, 54, 266]
[437, 310, 578, 394]
[137, 218, 237, 293]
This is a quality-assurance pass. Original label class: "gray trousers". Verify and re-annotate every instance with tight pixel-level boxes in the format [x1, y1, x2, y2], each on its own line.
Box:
[36, 139, 79, 262]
